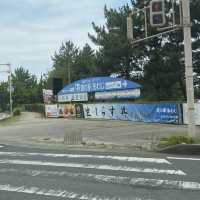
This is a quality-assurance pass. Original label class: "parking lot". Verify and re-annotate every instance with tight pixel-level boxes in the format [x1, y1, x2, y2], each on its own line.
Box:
[0, 112, 199, 149]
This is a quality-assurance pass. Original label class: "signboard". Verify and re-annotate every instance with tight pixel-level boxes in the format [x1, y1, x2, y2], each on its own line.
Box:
[183, 103, 200, 125]
[75, 104, 84, 118]
[45, 104, 76, 118]
[43, 89, 53, 104]
[58, 93, 88, 103]
[95, 89, 141, 100]
[83, 103, 180, 124]
[58, 104, 76, 118]
[58, 77, 141, 95]
[45, 105, 59, 118]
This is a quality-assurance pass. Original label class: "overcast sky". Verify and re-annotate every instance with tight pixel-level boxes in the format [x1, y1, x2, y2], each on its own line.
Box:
[0, 0, 130, 80]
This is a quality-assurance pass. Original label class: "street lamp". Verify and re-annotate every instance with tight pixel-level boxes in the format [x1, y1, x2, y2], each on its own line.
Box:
[0, 63, 13, 116]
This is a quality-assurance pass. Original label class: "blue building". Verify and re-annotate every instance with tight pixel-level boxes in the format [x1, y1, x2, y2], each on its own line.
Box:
[57, 76, 142, 103]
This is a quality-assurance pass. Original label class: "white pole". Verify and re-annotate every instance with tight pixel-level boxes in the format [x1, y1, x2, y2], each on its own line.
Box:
[182, 0, 196, 137]
[144, 8, 148, 38]
[127, 15, 134, 40]
[68, 59, 71, 84]
[172, 0, 175, 26]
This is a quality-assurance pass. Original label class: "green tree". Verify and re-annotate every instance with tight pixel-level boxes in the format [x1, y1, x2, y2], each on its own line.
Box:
[73, 43, 98, 80]
[89, 0, 200, 101]
[89, 5, 142, 79]
[49, 41, 79, 86]
[0, 81, 9, 111]
[49, 41, 99, 87]
[12, 67, 39, 105]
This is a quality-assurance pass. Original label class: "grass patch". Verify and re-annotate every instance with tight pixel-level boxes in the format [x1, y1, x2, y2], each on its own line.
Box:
[159, 135, 200, 148]
[0, 115, 21, 127]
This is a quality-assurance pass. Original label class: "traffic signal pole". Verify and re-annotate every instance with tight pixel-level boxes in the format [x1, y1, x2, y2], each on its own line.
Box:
[182, 0, 196, 137]
[127, 0, 196, 137]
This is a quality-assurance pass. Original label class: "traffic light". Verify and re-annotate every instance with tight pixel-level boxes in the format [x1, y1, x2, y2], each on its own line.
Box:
[150, 0, 166, 27]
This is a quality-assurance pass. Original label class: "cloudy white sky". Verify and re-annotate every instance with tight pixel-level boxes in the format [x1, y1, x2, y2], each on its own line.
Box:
[0, 0, 130, 80]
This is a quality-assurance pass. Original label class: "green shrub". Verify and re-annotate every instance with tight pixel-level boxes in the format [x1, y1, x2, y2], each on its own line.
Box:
[160, 135, 196, 147]
[168, 135, 195, 145]
[13, 108, 21, 116]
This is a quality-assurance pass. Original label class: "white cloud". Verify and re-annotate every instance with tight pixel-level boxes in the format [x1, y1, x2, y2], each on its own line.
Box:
[0, 0, 130, 80]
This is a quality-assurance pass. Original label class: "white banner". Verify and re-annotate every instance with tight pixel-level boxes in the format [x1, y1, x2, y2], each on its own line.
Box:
[183, 103, 200, 125]
[43, 89, 53, 104]
[45, 105, 59, 118]
[58, 93, 88, 103]
[95, 89, 141, 100]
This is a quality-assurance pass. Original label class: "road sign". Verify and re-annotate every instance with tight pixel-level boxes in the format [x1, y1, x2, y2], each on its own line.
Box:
[150, 0, 166, 27]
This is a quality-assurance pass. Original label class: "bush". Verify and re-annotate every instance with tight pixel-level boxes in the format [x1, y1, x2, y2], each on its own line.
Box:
[13, 108, 21, 116]
[160, 135, 196, 147]
[168, 135, 195, 145]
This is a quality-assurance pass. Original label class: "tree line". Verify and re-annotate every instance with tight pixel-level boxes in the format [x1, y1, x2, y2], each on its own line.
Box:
[0, 0, 200, 111]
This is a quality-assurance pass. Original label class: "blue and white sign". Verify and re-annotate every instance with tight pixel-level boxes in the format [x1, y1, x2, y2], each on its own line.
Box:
[95, 89, 141, 100]
[83, 103, 180, 124]
[58, 93, 88, 102]
[58, 77, 141, 95]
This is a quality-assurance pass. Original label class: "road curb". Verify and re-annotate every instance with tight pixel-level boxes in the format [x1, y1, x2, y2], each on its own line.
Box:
[158, 144, 200, 155]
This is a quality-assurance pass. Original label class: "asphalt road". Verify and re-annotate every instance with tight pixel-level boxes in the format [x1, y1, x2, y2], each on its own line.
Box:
[0, 144, 199, 199]
[1, 112, 199, 148]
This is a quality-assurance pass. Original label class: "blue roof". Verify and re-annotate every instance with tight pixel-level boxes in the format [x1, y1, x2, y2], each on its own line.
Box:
[58, 76, 141, 95]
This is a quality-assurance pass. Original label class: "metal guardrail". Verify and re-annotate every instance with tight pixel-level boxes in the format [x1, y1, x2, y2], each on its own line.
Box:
[64, 129, 83, 145]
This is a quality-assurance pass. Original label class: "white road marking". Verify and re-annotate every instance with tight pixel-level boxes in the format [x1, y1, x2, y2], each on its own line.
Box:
[0, 184, 155, 200]
[0, 146, 4, 148]
[0, 159, 185, 175]
[168, 156, 200, 161]
[129, 178, 200, 190]
[0, 184, 116, 199]
[0, 151, 171, 164]
[0, 168, 198, 190]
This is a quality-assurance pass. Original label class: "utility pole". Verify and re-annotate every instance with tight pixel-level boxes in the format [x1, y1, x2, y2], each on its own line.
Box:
[0, 63, 13, 116]
[8, 63, 13, 115]
[182, 0, 196, 137]
[68, 59, 71, 84]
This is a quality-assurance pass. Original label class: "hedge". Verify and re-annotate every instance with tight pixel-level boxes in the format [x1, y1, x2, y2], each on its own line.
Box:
[24, 104, 45, 115]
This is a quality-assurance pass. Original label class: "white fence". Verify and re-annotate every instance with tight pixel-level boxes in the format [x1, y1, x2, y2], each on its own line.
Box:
[183, 103, 200, 125]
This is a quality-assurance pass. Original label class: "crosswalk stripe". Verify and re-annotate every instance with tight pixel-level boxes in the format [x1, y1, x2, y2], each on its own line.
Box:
[0, 184, 154, 200]
[0, 184, 115, 199]
[0, 151, 171, 164]
[168, 156, 200, 161]
[0, 159, 186, 175]
[0, 168, 198, 190]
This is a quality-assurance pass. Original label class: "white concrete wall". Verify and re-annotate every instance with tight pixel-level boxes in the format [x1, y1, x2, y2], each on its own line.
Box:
[183, 103, 200, 125]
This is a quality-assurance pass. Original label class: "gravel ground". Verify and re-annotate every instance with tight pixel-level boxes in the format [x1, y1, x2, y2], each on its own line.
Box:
[0, 112, 199, 150]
